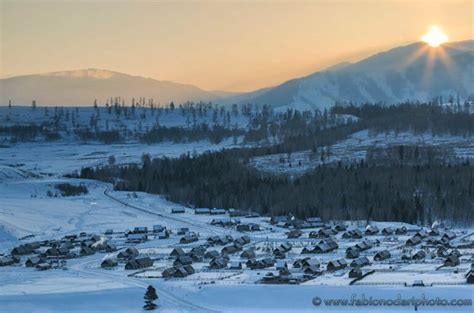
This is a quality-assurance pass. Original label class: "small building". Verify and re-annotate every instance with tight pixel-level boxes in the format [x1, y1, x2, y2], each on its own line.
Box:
[350, 257, 370, 268]
[240, 249, 256, 259]
[412, 250, 426, 261]
[229, 261, 243, 270]
[180, 233, 199, 244]
[195, 208, 210, 214]
[406, 236, 422, 246]
[349, 267, 363, 279]
[133, 227, 148, 234]
[162, 267, 177, 278]
[444, 255, 460, 267]
[467, 272, 474, 284]
[374, 250, 391, 261]
[157, 230, 170, 239]
[395, 226, 408, 235]
[25, 256, 44, 267]
[441, 231, 456, 242]
[365, 225, 379, 236]
[342, 229, 363, 239]
[80, 246, 95, 256]
[118, 247, 139, 260]
[153, 225, 165, 233]
[170, 248, 186, 258]
[276, 260, 288, 270]
[127, 233, 147, 243]
[0, 256, 15, 267]
[171, 207, 185, 214]
[334, 223, 347, 232]
[355, 241, 372, 252]
[104, 229, 114, 235]
[381, 227, 394, 236]
[209, 257, 228, 269]
[221, 245, 239, 255]
[210, 208, 226, 215]
[174, 255, 193, 266]
[326, 258, 347, 271]
[204, 250, 220, 259]
[125, 257, 153, 270]
[177, 228, 189, 236]
[101, 258, 118, 269]
[287, 229, 303, 239]
[346, 247, 360, 259]
[105, 243, 117, 253]
[304, 265, 320, 275]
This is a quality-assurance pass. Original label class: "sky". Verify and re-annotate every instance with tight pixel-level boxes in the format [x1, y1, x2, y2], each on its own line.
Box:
[1, 0, 473, 92]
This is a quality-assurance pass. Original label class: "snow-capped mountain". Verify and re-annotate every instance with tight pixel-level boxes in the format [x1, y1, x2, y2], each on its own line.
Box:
[230, 40, 474, 111]
[0, 69, 231, 106]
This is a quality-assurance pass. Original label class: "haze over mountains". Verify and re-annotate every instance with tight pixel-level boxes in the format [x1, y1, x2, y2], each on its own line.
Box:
[1, 41, 473, 109]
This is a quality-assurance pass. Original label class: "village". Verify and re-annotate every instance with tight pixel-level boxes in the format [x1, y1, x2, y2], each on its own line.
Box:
[2, 205, 473, 289]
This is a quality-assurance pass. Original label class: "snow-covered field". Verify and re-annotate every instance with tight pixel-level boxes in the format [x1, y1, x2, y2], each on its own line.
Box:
[0, 129, 473, 312]
[251, 130, 474, 175]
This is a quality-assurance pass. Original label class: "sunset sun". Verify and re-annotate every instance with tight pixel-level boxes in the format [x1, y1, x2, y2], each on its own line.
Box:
[422, 26, 448, 47]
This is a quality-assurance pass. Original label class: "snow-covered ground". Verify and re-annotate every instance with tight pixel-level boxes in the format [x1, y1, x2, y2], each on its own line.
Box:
[0, 126, 473, 312]
[251, 130, 474, 175]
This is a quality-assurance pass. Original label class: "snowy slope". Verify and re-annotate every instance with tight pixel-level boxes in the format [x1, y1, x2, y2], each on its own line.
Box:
[232, 41, 474, 111]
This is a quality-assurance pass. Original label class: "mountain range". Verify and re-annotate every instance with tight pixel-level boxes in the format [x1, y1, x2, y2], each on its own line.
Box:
[1, 40, 473, 109]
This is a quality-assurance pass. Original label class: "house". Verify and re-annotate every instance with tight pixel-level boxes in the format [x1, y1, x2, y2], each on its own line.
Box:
[204, 250, 220, 259]
[127, 233, 147, 243]
[190, 246, 206, 257]
[306, 217, 323, 227]
[210, 208, 226, 215]
[173, 267, 189, 278]
[374, 250, 391, 261]
[276, 260, 288, 270]
[195, 208, 210, 214]
[334, 223, 347, 232]
[318, 229, 336, 238]
[180, 233, 198, 244]
[406, 236, 421, 246]
[304, 265, 320, 275]
[80, 246, 95, 256]
[326, 258, 347, 271]
[429, 228, 441, 236]
[101, 258, 118, 268]
[349, 267, 363, 279]
[157, 230, 170, 239]
[25, 256, 44, 267]
[209, 257, 228, 269]
[162, 267, 177, 278]
[105, 242, 117, 252]
[170, 248, 186, 258]
[236, 224, 251, 232]
[11, 242, 39, 255]
[133, 227, 148, 234]
[260, 258, 276, 269]
[229, 261, 243, 270]
[273, 247, 286, 259]
[188, 252, 203, 262]
[125, 257, 153, 270]
[436, 246, 448, 257]
[365, 225, 379, 236]
[382, 227, 394, 236]
[280, 243, 292, 252]
[350, 257, 370, 268]
[36, 262, 52, 271]
[183, 265, 195, 275]
[240, 249, 256, 259]
[395, 226, 408, 235]
[270, 215, 290, 225]
[412, 250, 426, 260]
[177, 228, 189, 235]
[414, 229, 429, 239]
[300, 258, 320, 270]
[174, 255, 193, 266]
[342, 229, 363, 239]
[104, 229, 113, 235]
[444, 255, 460, 267]
[355, 241, 372, 252]
[0, 256, 15, 267]
[313, 243, 332, 254]
[221, 245, 239, 255]
[153, 225, 165, 233]
[346, 247, 360, 259]
[308, 231, 319, 239]
[234, 236, 250, 246]
[441, 231, 456, 242]
[228, 209, 246, 217]
[287, 229, 303, 239]
[171, 207, 185, 214]
[118, 247, 139, 260]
